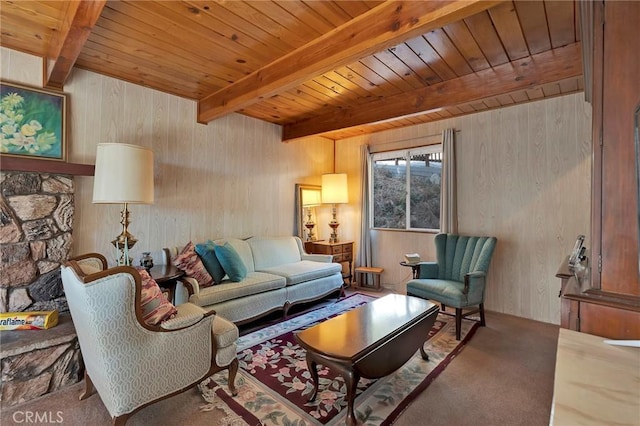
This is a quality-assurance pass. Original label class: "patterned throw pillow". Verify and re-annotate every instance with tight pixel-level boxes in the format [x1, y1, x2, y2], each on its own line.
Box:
[172, 241, 215, 288]
[137, 268, 177, 325]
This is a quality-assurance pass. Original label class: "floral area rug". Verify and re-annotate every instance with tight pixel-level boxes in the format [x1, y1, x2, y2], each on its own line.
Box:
[199, 293, 479, 426]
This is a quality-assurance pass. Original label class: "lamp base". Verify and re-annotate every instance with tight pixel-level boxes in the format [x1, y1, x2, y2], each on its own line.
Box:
[328, 203, 340, 243]
[329, 222, 339, 244]
[304, 207, 317, 241]
[112, 235, 137, 266]
[305, 222, 316, 241]
[112, 203, 138, 266]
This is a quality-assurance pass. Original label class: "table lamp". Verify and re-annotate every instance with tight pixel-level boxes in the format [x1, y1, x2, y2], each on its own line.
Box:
[93, 143, 154, 266]
[321, 173, 348, 243]
[302, 189, 321, 241]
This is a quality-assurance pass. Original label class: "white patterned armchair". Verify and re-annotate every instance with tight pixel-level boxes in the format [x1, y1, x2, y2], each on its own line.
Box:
[61, 253, 239, 425]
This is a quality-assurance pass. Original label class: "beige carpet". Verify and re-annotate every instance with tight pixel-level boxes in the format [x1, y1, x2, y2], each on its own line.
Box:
[394, 310, 559, 426]
[0, 306, 559, 426]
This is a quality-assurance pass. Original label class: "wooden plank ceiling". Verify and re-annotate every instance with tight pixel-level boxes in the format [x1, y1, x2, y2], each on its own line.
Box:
[0, 0, 583, 141]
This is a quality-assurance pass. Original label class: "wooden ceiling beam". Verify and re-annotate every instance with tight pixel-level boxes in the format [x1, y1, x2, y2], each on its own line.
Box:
[197, 0, 503, 124]
[44, 0, 106, 89]
[282, 42, 584, 141]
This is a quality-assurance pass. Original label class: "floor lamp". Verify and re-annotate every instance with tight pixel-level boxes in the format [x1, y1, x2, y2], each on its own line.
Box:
[93, 143, 154, 266]
[322, 173, 348, 243]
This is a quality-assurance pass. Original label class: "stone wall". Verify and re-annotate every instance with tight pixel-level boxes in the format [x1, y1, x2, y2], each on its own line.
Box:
[1, 315, 81, 407]
[0, 171, 80, 407]
[0, 171, 73, 313]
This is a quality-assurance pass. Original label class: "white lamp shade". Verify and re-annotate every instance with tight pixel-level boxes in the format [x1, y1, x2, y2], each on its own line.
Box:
[321, 173, 348, 204]
[93, 143, 154, 204]
[302, 189, 322, 207]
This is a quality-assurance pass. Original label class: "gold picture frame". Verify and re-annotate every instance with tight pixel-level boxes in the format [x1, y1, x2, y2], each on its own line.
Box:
[0, 81, 67, 161]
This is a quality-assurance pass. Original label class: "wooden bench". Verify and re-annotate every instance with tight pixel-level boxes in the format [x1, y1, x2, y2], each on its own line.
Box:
[354, 266, 384, 291]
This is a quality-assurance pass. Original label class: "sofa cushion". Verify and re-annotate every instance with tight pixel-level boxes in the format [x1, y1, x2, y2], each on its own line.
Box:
[160, 302, 205, 330]
[249, 236, 301, 270]
[215, 242, 247, 282]
[195, 241, 225, 283]
[173, 242, 214, 288]
[259, 260, 342, 286]
[192, 271, 286, 306]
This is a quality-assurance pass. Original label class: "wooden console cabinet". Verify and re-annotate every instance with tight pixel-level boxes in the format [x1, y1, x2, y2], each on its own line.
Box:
[560, 1, 640, 339]
[306, 240, 353, 285]
[557, 257, 640, 339]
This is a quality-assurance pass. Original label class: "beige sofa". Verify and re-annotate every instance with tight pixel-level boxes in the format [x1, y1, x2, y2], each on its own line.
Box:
[151, 236, 344, 325]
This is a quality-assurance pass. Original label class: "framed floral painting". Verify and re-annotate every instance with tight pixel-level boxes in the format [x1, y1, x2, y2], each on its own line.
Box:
[0, 81, 67, 161]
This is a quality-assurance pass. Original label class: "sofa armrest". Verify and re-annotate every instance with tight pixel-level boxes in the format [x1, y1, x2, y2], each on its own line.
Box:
[160, 302, 209, 330]
[417, 262, 438, 279]
[301, 253, 334, 263]
[181, 276, 199, 297]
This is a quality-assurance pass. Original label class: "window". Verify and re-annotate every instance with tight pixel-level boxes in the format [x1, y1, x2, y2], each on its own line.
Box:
[370, 145, 442, 231]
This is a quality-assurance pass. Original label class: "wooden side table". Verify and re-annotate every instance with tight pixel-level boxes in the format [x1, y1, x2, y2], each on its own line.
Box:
[303, 240, 315, 254]
[400, 261, 420, 279]
[148, 264, 184, 304]
[354, 266, 384, 291]
[307, 240, 353, 286]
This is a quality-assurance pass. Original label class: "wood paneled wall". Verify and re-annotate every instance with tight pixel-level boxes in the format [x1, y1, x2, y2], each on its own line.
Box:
[1, 47, 591, 324]
[338, 93, 592, 324]
[1, 47, 335, 263]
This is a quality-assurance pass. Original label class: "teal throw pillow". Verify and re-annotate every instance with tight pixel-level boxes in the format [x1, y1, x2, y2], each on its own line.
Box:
[214, 242, 247, 282]
[195, 241, 225, 284]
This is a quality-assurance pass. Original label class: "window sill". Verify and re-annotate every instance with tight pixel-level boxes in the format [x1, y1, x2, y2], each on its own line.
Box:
[370, 228, 439, 234]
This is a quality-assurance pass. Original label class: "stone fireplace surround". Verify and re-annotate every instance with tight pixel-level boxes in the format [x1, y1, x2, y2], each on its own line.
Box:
[0, 171, 81, 407]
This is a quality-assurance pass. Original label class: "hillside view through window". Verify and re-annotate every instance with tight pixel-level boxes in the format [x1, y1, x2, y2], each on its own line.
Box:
[371, 147, 442, 231]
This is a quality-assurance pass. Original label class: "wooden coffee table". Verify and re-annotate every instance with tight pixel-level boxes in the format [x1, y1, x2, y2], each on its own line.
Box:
[294, 294, 439, 426]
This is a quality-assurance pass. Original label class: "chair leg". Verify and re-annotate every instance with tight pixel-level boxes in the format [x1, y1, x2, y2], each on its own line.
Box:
[455, 308, 462, 340]
[113, 413, 130, 426]
[80, 371, 96, 400]
[441, 303, 447, 312]
[227, 358, 239, 396]
[479, 303, 486, 326]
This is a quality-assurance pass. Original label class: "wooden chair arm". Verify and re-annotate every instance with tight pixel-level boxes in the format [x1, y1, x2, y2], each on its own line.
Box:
[69, 252, 108, 270]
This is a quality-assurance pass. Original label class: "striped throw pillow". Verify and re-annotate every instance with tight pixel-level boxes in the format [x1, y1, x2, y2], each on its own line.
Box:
[172, 241, 215, 288]
[137, 268, 177, 325]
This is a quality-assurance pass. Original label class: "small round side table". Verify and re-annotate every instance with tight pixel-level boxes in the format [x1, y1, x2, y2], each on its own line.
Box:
[399, 261, 421, 279]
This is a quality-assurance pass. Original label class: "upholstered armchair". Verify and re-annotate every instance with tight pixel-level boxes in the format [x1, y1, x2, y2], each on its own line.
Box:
[406, 234, 497, 340]
[61, 253, 239, 425]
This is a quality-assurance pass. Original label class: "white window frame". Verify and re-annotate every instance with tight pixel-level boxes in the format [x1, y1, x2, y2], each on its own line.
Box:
[369, 144, 443, 232]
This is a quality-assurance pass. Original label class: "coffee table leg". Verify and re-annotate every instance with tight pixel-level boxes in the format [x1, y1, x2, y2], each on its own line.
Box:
[343, 369, 360, 426]
[306, 353, 319, 401]
[419, 343, 430, 361]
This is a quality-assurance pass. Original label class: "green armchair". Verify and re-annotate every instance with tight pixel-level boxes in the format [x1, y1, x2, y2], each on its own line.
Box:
[406, 233, 497, 340]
